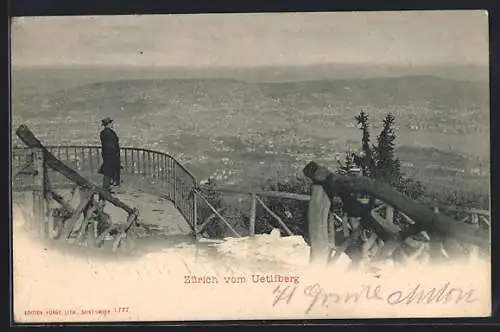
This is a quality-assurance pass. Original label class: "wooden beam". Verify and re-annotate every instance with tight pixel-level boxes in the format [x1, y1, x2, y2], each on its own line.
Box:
[76, 206, 94, 244]
[249, 193, 256, 236]
[303, 161, 488, 248]
[194, 190, 241, 238]
[327, 213, 336, 248]
[370, 205, 401, 236]
[342, 213, 350, 237]
[198, 185, 311, 201]
[255, 196, 294, 236]
[64, 194, 94, 239]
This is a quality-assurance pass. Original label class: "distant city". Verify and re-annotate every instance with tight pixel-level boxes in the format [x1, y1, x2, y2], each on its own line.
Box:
[11, 67, 490, 193]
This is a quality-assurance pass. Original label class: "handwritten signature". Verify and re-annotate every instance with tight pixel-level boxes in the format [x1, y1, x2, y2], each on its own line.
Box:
[272, 282, 477, 314]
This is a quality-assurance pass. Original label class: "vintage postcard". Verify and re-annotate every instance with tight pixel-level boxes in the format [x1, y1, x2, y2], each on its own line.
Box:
[11, 11, 491, 323]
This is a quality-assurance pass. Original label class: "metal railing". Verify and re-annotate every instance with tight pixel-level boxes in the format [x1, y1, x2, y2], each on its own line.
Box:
[12, 145, 197, 231]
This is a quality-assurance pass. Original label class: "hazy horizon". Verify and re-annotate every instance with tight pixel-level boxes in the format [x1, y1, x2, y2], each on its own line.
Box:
[11, 62, 489, 70]
[11, 62, 489, 86]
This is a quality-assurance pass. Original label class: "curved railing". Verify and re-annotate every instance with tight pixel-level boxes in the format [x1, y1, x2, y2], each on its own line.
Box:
[12, 145, 198, 231]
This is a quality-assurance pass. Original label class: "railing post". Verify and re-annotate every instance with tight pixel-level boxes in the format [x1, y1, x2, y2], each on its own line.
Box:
[131, 149, 135, 174]
[308, 184, 331, 266]
[86, 148, 92, 180]
[147, 151, 152, 184]
[249, 193, 256, 236]
[124, 149, 129, 174]
[342, 212, 350, 237]
[161, 154, 166, 194]
[327, 212, 336, 248]
[152, 153, 157, 184]
[192, 185, 198, 232]
[173, 163, 177, 206]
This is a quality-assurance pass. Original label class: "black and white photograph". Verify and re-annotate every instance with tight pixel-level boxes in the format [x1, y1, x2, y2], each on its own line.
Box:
[11, 11, 491, 322]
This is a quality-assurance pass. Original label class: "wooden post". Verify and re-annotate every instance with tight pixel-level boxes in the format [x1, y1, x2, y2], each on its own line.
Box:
[327, 213, 336, 248]
[30, 191, 37, 231]
[471, 212, 479, 225]
[342, 212, 350, 237]
[308, 184, 331, 266]
[386, 205, 394, 224]
[249, 193, 256, 236]
[65, 193, 94, 239]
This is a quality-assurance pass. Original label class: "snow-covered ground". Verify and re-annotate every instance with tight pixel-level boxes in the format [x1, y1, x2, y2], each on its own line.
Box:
[12, 201, 491, 323]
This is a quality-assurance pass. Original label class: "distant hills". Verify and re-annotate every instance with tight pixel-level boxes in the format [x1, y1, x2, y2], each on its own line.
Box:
[12, 73, 489, 119]
[11, 63, 488, 100]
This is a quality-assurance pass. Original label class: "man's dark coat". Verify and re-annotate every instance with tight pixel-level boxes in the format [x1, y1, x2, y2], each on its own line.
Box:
[98, 127, 121, 183]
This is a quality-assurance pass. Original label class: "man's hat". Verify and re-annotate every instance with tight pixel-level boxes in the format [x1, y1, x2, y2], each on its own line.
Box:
[101, 117, 114, 126]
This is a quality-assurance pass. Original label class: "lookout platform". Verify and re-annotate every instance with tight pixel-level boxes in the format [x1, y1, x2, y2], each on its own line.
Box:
[63, 188, 191, 236]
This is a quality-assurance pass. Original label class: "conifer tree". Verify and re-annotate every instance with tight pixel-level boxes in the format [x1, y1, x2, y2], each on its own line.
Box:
[338, 110, 425, 200]
[373, 113, 402, 186]
[354, 110, 375, 177]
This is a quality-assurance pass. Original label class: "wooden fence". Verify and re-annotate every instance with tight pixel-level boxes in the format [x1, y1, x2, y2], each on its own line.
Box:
[303, 161, 490, 266]
[12, 145, 491, 257]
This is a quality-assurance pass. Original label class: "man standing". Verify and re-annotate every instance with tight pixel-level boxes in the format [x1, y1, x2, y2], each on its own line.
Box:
[98, 117, 121, 195]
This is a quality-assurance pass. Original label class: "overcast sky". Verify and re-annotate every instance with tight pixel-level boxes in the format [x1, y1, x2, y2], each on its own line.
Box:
[11, 11, 489, 68]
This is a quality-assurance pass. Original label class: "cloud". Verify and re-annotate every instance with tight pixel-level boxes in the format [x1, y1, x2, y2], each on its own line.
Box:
[10, 11, 489, 67]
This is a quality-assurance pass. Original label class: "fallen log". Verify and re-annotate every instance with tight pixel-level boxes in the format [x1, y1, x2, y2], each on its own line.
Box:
[303, 161, 489, 249]
[15, 124, 134, 215]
